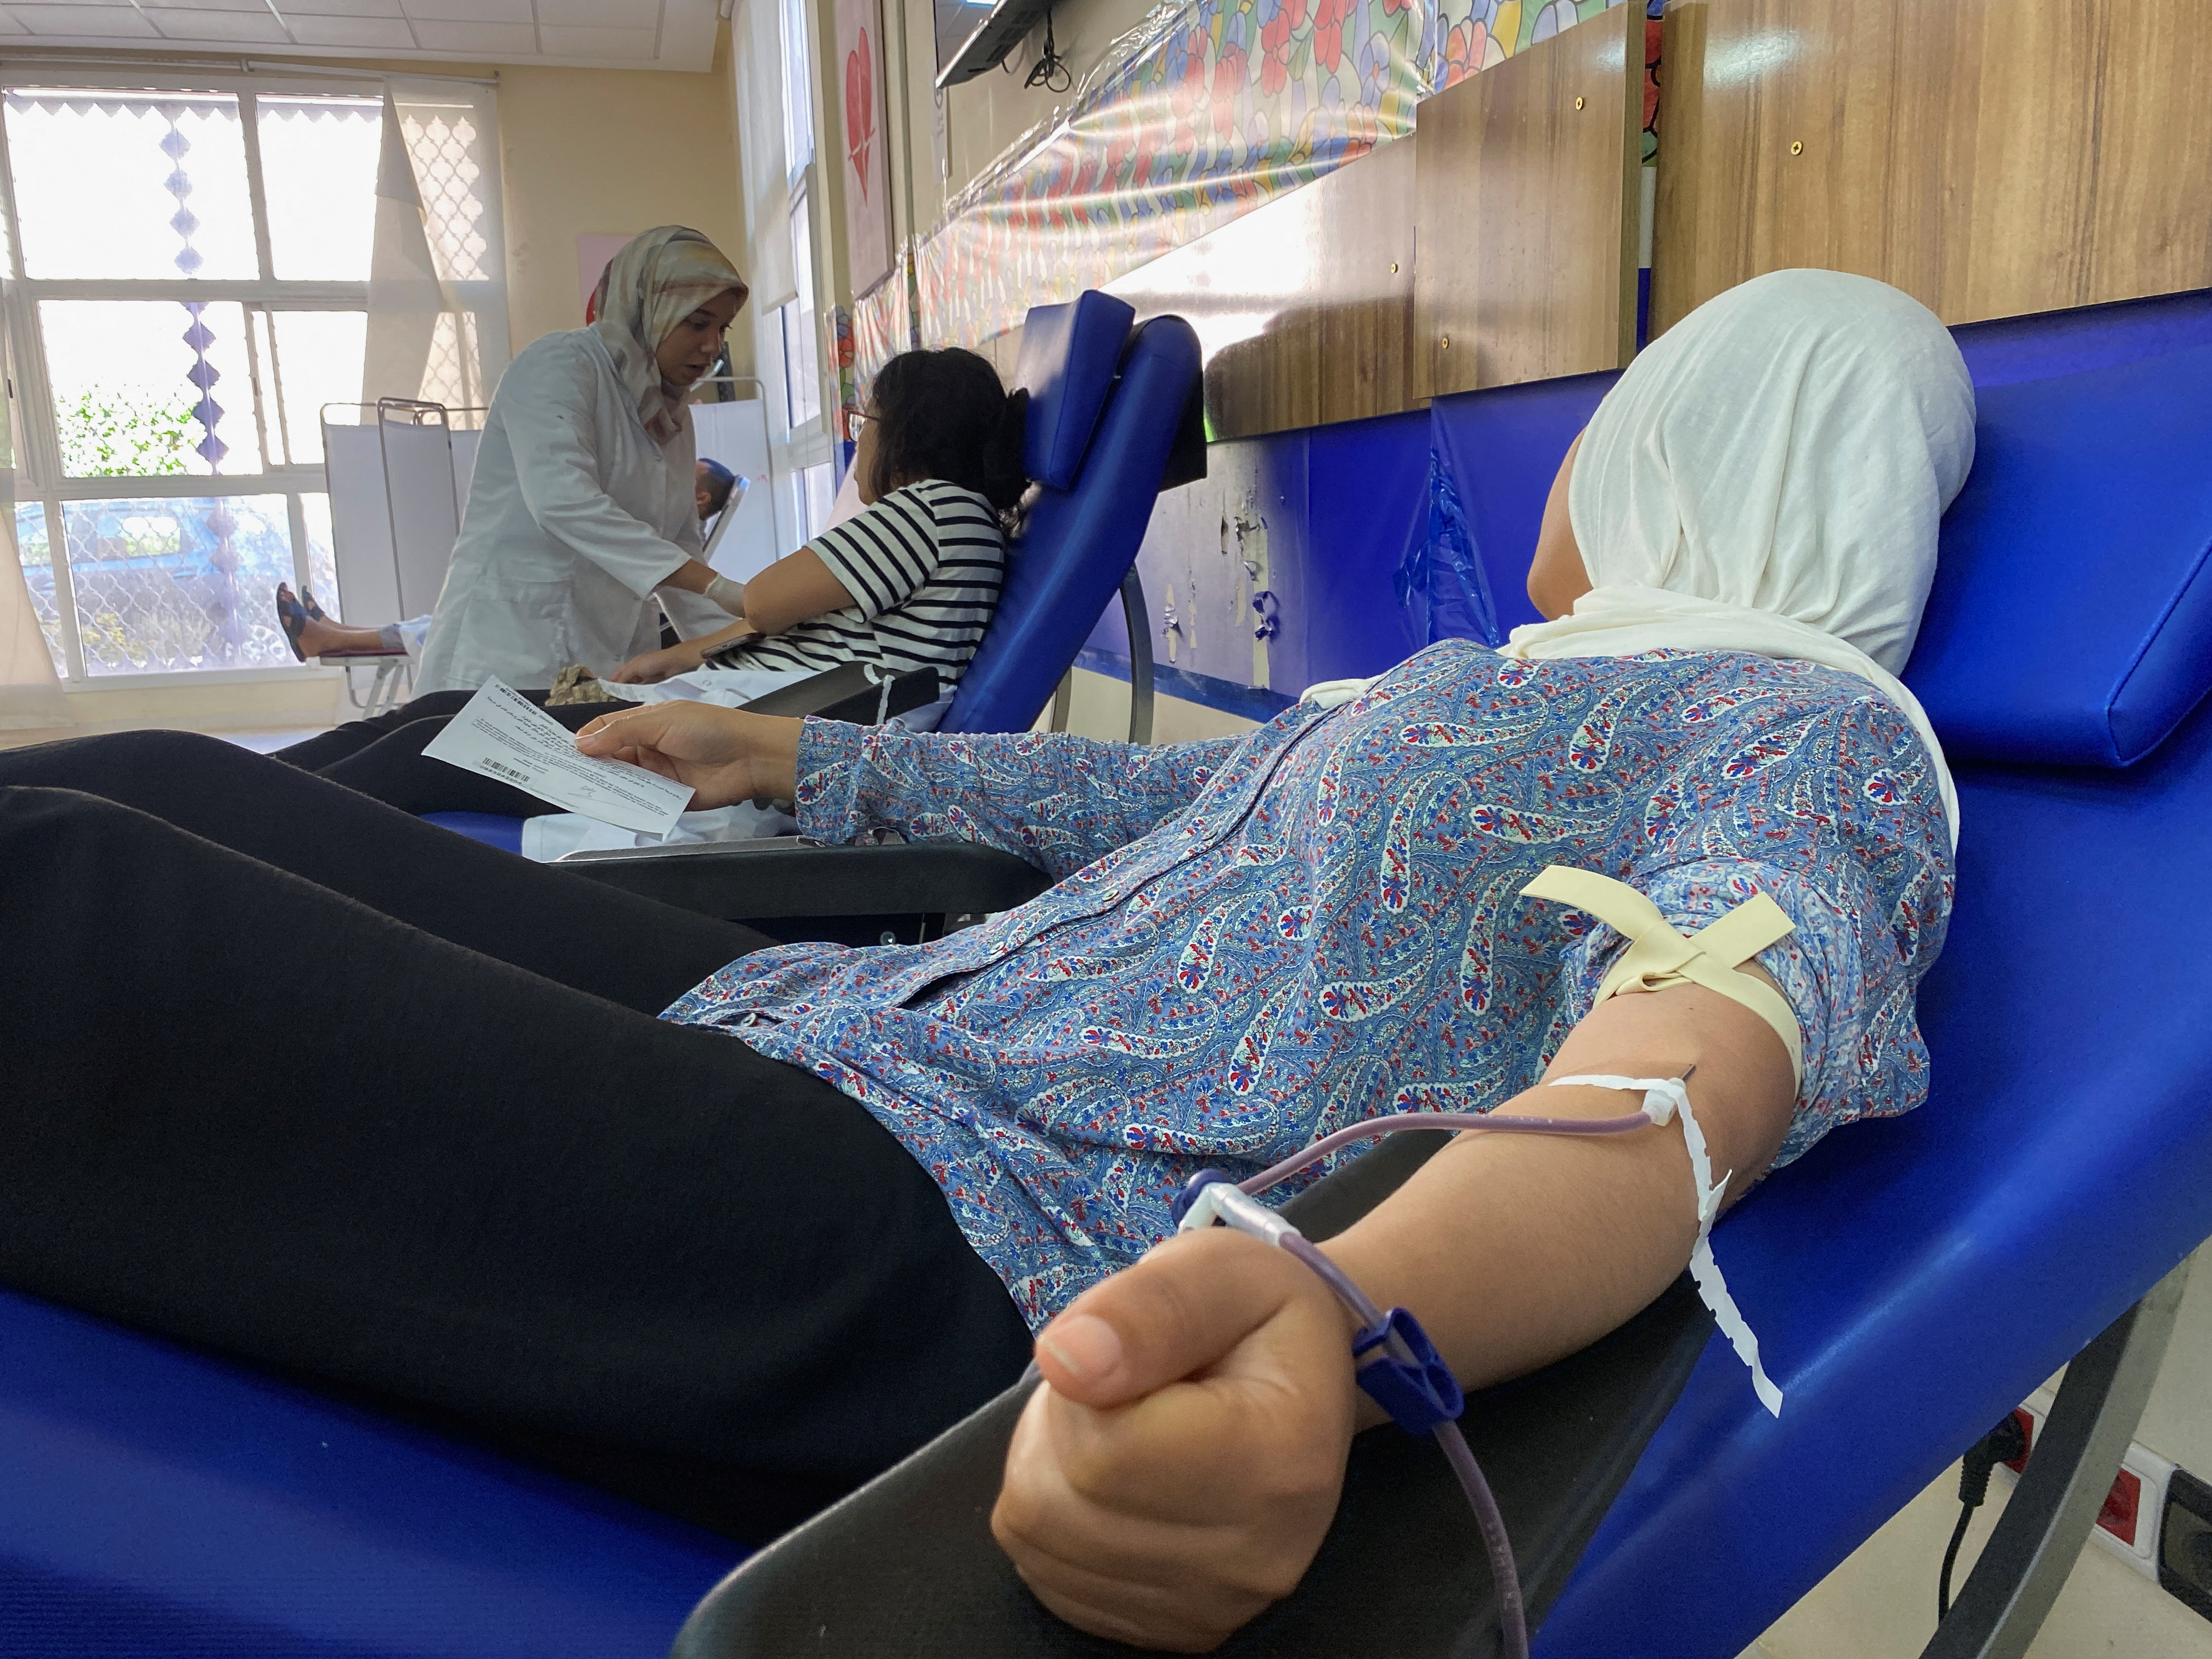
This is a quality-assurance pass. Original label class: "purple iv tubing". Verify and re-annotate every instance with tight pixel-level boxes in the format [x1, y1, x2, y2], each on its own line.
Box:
[1236, 1101, 1670, 1659]
[1237, 1105, 1656, 1197]
[1280, 1228, 1532, 1659]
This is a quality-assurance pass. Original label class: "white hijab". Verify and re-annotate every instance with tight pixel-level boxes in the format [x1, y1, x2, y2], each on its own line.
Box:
[1502, 269, 1976, 844]
[587, 225, 748, 446]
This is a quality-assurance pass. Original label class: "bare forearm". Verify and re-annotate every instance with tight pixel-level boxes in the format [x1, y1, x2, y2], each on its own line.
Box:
[658, 556, 719, 594]
[1322, 981, 1794, 1392]
[683, 618, 755, 653]
[743, 547, 860, 635]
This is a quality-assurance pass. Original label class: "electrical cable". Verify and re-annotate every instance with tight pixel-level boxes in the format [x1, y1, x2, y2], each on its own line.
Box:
[1024, 5, 1072, 93]
[1937, 1499, 1976, 1623]
[1937, 1412, 2031, 1621]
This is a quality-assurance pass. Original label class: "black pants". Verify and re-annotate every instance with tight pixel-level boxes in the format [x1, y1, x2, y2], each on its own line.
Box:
[273, 690, 631, 817]
[0, 732, 1032, 1542]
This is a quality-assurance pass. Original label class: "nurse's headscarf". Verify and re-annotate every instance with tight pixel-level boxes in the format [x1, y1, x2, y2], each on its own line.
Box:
[1503, 267, 1976, 843]
[587, 225, 749, 445]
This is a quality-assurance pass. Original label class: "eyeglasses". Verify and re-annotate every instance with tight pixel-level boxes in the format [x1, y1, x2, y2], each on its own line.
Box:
[848, 411, 873, 443]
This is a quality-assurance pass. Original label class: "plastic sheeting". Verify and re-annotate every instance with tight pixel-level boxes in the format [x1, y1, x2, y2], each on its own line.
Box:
[855, 0, 1638, 378]
[1397, 450, 1501, 648]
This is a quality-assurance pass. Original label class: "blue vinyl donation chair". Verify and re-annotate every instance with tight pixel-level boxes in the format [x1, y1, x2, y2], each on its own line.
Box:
[7, 290, 2212, 1659]
[656, 291, 2212, 1659]
[420, 290, 1202, 880]
[0, 292, 1198, 1659]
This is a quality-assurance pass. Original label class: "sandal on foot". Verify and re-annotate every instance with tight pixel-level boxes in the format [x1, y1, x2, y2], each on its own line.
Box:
[274, 583, 311, 662]
[300, 584, 331, 623]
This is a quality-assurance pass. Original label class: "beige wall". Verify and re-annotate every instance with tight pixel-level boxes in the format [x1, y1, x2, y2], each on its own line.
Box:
[494, 33, 753, 373]
[884, 0, 1155, 250]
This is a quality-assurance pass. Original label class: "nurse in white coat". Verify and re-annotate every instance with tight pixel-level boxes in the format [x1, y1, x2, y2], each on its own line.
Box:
[413, 226, 750, 695]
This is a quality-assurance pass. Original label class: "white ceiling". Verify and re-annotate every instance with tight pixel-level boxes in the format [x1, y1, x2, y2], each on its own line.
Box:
[0, 0, 723, 71]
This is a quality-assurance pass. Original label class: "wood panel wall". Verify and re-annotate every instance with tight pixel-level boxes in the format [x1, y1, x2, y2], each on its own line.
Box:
[1412, 0, 1642, 398]
[1105, 136, 1418, 442]
[1095, 7, 1640, 441]
[1652, 0, 2212, 334]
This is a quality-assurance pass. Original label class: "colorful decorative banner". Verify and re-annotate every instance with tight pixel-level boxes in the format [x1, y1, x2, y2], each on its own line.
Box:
[852, 239, 915, 385]
[853, 0, 1637, 381]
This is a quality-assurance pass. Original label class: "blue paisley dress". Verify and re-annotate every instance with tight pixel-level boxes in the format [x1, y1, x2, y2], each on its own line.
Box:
[667, 639, 1954, 1325]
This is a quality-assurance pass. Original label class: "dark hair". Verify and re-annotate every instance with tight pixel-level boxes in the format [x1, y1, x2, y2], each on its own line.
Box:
[864, 347, 1030, 511]
[696, 456, 737, 517]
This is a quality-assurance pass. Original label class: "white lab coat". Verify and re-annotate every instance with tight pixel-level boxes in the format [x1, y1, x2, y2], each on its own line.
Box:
[414, 328, 704, 695]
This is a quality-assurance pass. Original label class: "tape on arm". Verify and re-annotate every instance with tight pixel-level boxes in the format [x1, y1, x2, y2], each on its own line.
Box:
[1521, 865, 1803, 1088]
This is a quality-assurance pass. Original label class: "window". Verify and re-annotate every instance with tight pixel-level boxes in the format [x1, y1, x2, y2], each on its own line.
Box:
[777, 193, 823, 432]
[749, 0, 828, 563]
[779, 0, 815, 185]
[799, 461, 834, 539]
[0, 78, 494, 681]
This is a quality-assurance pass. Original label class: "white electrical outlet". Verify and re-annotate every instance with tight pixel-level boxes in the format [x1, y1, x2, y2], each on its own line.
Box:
[1993, 1387, 2176, 1583]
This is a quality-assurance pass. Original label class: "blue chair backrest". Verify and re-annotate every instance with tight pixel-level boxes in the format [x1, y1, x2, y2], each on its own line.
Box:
[1537, 291, 2212, 1656]
[1426, 291, 2212, 774]
[1904, 341, 2212, 767]
[1015, 291, 1135, 490]
[942, 297, 1203, 735]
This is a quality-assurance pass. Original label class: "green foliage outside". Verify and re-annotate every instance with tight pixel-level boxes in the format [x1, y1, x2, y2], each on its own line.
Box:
[59, 386, 198, 478]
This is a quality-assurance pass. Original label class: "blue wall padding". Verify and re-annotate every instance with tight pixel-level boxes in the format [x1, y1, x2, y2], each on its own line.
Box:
[1092, 290, 2212, 766]
[1951, 284, 2212, 387]
[1408, 450, 1504, 647]
[1426, 369, 1618, 641]
[1083, 406, 1433, 695]
[1277, 409, 1436, 684]
[0, 1291, 736, 1658]
[1908, 343, 2212, 766]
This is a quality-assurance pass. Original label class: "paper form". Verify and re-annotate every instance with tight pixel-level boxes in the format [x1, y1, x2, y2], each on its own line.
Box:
[421, 679, 695, 837]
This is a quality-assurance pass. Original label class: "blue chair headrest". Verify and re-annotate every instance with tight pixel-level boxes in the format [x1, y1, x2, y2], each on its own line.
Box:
[1015, 291, 1137, 492]
[1905, 343, 2212, 768]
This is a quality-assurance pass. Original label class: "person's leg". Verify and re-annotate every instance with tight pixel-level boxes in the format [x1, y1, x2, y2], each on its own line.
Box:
[272, 688, 481, 771]
[276, 582, 403, 659]
[0, 785, 1033, 1541]
[0, 730, 751, 1015]
[309, 699, 631, 816]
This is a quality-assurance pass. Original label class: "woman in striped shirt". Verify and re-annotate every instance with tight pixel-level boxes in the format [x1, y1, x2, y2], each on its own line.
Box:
[262, 348, 1027, 819]
[610, 346, 1026, 692]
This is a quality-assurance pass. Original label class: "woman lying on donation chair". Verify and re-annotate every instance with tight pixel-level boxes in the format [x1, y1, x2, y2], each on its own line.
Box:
[266, 346, 1027, 819]
[0, 270, 1967, 1651]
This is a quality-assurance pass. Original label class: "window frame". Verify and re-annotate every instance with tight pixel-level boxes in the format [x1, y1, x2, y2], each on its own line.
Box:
[0, 66, 418, 684]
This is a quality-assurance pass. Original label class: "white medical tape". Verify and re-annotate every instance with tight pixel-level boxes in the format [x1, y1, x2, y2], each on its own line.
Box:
[1552, 1073, 1784, 1417]
[1177, 1181, 1302, 1246]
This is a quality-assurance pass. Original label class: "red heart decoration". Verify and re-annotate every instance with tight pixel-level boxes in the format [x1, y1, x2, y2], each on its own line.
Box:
[845, 30, 875, 202]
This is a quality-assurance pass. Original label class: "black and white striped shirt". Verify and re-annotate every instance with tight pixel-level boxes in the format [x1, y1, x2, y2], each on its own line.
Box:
[721, 479, 1006, 688]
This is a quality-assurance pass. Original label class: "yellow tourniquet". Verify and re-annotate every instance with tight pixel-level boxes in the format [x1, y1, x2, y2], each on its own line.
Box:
[1521, 866, 1803, 1087]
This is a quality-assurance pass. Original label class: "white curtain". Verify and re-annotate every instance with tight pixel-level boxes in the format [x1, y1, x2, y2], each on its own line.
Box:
[736, 0, 795, 307]
[364, 77, 511, 416]
[0, 302, 67, 731]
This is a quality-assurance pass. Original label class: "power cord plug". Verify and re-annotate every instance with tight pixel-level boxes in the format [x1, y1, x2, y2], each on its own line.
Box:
[1939, 1410, 2032, 1620]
